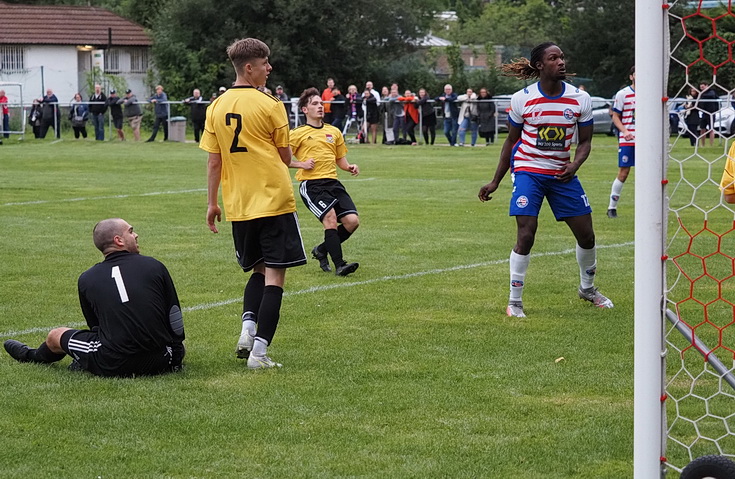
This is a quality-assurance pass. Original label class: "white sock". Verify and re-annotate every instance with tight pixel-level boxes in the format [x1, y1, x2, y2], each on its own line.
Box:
[609, 178, 624, 209]
[509, 250, 530, 302]
[240, 313, 256, 338]
[576, 244, 596, 289]
[252, 337, 268, 357]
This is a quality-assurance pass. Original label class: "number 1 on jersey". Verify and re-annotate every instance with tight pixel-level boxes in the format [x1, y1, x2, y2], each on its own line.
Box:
[111, 266, 130, 303]
[226, 113, 248, 153]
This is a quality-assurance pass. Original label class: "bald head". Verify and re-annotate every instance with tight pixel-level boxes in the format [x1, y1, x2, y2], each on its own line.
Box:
[92, 218, 138, 255]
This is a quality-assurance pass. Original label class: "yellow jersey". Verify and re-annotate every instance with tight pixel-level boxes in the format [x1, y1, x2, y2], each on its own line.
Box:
[290, 123, 348, 182]
[721, 143, 735, 197]
[200, 86, 295, 221]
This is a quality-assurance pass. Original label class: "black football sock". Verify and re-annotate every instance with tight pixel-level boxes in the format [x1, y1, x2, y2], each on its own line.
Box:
[31, 342, 66, 363]
[337, 224, 353, 243]
[324, 228, 344, 267]
[243, 272, 265, 322]
[255, 285, 284, 346]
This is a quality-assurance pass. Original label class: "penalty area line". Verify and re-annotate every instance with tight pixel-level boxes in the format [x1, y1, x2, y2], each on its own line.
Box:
[0, 241, 632, 338]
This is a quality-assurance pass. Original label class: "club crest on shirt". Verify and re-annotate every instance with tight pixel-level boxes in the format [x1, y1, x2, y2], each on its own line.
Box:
[563, 108, 574, 120]
[325, 134, 334, 143]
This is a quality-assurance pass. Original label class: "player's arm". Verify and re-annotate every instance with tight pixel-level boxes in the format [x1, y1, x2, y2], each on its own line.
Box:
[479, 123, 521, 202]
[206, 152, 222, 234]
[556, 124, 593, 183]
[278, 146, 293, 167]
[721, 150, 735, 203]
[160, 264, 185, 340]
[289, 157, 315, 169]
[612, 110, 633, 141]
[336, 156, 359, 176]
[78, 280, 99, 329]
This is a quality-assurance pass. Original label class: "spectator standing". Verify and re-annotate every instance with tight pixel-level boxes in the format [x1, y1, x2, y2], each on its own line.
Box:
[274, 85, 290, 124]
[398, 89, 419, 145]
[362, 85, 379, 143]
[322, 78, 335, 124]
[69, 93, 89, 139]
[380, 86, 393, 144]
[147, 85, 169, 142]
[123, 89, 143, 141]
[436, 84, 459, 146]
[330, 87, 347, 132]
[107, 90, 125, 141]
[40, 89, 60, 139]
[28, 98, 43, 139]
[477, 88, 497, 145]
[457, 88, 479, 147]
[698, 81, 718, 147]
[346, 85, 362, 123]
[183, 88, 207, 143]
[418, 88, 437, 145]
[88, 83, 107, 141]
[684, 87, 700, 147]
[0, 89, 8, 143]
[388, 85, 406, 143]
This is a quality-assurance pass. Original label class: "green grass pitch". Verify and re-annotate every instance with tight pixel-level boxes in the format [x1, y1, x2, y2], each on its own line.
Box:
[0, 132, 719, 477]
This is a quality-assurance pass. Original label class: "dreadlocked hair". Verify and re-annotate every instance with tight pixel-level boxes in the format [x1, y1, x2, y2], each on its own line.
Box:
[500, 57, 538, 80]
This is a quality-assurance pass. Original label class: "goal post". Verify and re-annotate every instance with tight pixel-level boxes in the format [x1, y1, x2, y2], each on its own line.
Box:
[637, 0, 735, 476]
[634, 0, 667, 477]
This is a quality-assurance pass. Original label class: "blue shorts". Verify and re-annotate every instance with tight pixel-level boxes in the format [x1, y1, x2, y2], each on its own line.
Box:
[618, 145, 635, 167]
[509, 172, 592, 220]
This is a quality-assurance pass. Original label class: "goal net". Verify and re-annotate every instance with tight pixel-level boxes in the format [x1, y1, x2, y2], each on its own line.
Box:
[638, 0, 735, 476]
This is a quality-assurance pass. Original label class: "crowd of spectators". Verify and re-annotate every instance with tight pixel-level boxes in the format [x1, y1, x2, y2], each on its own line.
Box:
[1, 80, 503, 145]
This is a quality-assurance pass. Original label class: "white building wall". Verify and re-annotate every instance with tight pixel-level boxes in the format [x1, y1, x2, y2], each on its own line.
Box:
[0, 45, 151, 106]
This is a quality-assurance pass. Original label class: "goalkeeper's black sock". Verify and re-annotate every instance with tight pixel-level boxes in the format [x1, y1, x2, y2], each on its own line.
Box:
[31, 342, 66, 363]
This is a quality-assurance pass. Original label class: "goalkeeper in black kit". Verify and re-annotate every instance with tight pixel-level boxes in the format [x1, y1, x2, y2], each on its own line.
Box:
[4, 218, 185, 377]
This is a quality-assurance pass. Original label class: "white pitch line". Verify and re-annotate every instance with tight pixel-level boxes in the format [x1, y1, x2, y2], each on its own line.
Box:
[3, 188, 208, 207]
[0, 241, 633, 338]
[2, 180, 375, 207]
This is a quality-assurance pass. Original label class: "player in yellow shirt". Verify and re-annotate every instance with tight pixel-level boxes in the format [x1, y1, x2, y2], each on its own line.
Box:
[721, 142, 735, 203]
[290, 87, 361, 276]
[200, 38, 306, 369]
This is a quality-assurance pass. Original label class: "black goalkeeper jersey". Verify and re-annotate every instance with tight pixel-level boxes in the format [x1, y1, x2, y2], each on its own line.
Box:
[77, 251, 184, 357]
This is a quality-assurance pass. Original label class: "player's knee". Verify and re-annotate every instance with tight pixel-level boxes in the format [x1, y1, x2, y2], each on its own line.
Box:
[47, 327, 71, 352]
[343, 215, 359, 231]
[322, 212, 338, 229]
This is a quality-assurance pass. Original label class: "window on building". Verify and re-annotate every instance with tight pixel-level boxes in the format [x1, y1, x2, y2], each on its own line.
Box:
[105, 48, 121, 73]
[129, 48, 149, 73]
[0, 45, 25, 73]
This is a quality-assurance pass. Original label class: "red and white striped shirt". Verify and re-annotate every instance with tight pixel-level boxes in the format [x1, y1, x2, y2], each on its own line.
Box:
[508, 82, 593, 175]
[613, 85, 635, 147]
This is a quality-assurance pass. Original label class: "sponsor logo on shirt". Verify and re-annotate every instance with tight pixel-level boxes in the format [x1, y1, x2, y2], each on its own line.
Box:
[536, 125, 566, 151]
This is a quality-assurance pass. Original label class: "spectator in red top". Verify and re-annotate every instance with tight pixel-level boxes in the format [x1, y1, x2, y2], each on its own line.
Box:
[322, 78, 335, 124]
[398, 89, 419, 145]
[0, 89, 9, 143]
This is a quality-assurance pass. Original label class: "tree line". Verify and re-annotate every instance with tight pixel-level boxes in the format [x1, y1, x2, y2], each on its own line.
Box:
[9, 0, 727, 100]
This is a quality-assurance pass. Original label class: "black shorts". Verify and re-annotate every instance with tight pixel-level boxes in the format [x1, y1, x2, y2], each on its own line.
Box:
[699, 113, 713, 130]
[112, 117, 123, 129]
[299, 179, 358, 221]
[61, 329, 184, 378]
[366, 110, 379, 124]
[231, 212, 307, 272]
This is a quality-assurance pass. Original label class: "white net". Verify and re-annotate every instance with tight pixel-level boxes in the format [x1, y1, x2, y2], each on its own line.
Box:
[665, 0, 735, 472]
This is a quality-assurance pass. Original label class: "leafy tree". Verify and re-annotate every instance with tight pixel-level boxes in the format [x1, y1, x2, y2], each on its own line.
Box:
[560, 0, 634, 97]
[151, 0, 443, 100]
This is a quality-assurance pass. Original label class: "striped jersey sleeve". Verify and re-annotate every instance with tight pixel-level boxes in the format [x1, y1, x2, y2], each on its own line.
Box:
[613, 86, 636, 147]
